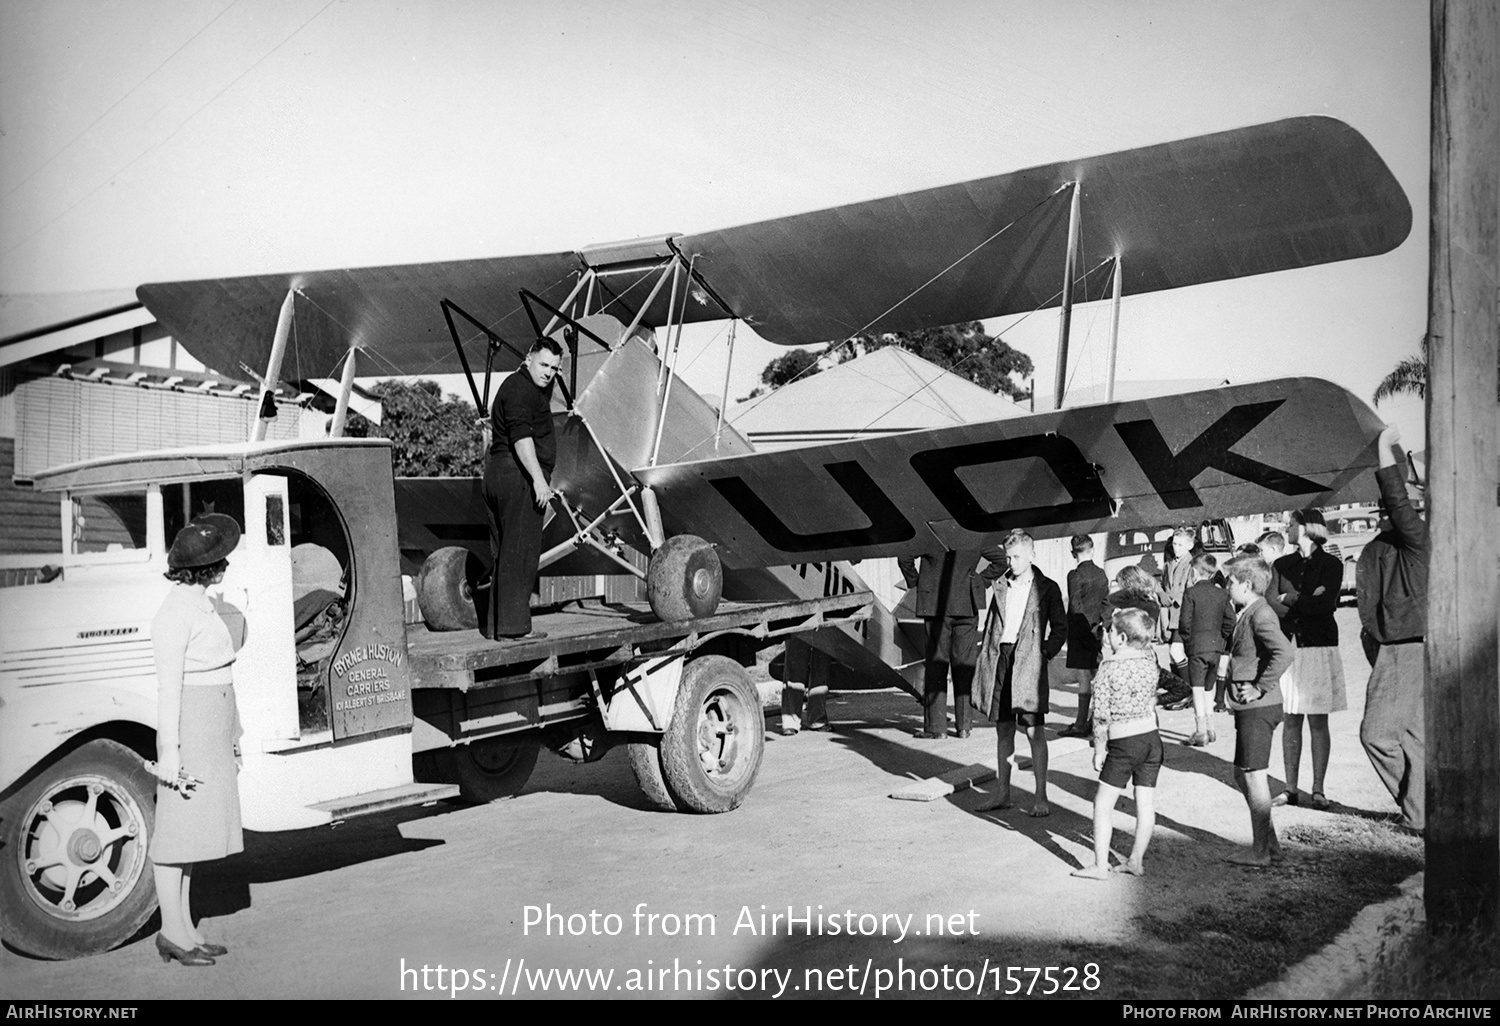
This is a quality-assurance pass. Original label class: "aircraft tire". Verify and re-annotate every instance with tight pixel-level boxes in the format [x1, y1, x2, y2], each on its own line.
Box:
[646, 535, 722, 622]
[657, 656, 764, 814]
[436, 736, 541, 802]
[625, 737, 680, 812]
[415, 546, 484, 631]
[0, 739, 158, 960]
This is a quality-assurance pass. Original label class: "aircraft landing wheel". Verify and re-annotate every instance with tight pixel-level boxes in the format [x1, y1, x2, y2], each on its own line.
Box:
[657, 656, 764, 813]
[646, 535, 721, 622]
[416, 546, 485, 631]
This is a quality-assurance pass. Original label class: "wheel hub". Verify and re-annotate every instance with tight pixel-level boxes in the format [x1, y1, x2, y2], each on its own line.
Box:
[697, 693, 744, 778]
[691, 568, 712, 598]
[18, 772, 148, 923]
[67, 828, 103, 865]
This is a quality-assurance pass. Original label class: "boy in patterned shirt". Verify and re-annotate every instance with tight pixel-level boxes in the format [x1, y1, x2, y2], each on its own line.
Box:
[1072, 606, 1163, 880]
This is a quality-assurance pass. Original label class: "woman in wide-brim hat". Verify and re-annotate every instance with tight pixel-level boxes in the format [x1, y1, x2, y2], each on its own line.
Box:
[149, 512, 244, 966]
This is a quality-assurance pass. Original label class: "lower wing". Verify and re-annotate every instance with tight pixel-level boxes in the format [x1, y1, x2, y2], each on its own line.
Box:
[634, 377, 1382, 570]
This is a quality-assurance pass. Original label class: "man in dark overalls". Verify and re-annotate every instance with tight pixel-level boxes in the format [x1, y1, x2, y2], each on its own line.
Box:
[482, 337, 562, 640]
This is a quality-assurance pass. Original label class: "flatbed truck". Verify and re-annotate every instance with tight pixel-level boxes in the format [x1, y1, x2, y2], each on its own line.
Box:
[0, 438, 871, 959]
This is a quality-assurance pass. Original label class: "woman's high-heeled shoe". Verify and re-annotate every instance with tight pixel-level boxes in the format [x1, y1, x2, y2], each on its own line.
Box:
[194, 941, 229, 957]
[157, 934, 216, 966]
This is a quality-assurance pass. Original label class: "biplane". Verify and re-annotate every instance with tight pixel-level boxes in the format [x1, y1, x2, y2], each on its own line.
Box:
[136, 115, 1409, 690]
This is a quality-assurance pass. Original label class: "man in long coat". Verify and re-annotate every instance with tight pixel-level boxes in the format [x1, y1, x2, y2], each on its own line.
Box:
[973, 530, 1066, 816]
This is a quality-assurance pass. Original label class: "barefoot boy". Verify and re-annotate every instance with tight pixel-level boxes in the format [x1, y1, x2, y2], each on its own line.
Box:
[1072, 607, 1163, 880]
[1220, 555, 1295, 866]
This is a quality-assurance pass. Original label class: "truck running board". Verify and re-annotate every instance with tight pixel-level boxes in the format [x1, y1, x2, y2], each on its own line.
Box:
[307, 781, 460, 821]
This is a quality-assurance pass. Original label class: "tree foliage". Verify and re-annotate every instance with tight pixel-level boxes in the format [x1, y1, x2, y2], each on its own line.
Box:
[746, 321, 1033, 404]
[1372, 355, 1427, 406]
[1372, 335, 1428, 407]
[345, 379, 485, 477]
[847, 321, 1033, 401]
[761, 349, 822, 388]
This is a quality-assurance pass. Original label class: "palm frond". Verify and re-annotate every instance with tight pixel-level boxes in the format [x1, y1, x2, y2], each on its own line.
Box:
[1373, 337, 1428, 407]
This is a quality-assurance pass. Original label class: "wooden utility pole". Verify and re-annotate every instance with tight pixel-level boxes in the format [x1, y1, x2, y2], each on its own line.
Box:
[1425, 0, 1500, 931]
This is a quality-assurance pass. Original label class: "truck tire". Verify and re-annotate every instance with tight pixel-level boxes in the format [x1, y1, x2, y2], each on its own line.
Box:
[647, 535, 721, 622]
[0, 739, 157, 960]
[658, 656, 764, 813]
[625, 738, 680, 812]
[416, 546, 484, 631]
[436, 736, 541, 802]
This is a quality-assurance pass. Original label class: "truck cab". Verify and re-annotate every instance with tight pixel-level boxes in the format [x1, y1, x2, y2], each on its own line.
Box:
[0, 438, 452, 959]
[1, 436, 873, 960]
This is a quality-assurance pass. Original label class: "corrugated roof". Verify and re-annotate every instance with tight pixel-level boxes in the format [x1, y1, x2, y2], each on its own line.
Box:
[726, 347, 1027, 439]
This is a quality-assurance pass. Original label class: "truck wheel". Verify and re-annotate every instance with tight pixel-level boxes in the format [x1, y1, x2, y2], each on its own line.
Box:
[658, 656, 764, 813]
[647, 535, 721, 622]
[436, 736, 541, 802]
[0, 739, 157, 960]
[416, 546, 485, 631]
[625, 738, 680, 812]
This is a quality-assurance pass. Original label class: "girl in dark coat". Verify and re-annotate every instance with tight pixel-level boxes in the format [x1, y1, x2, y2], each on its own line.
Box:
[1273, 509, 1347, 809]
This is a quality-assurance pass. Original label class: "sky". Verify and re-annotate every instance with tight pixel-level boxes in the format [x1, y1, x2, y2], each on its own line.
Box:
[0, 0, 1431, 446]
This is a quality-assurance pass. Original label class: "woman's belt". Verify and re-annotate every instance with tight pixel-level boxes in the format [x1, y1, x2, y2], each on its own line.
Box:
[182, 666, 233, 687]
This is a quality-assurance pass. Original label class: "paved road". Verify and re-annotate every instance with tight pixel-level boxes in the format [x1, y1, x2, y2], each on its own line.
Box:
[2, 610, 1410, 1000]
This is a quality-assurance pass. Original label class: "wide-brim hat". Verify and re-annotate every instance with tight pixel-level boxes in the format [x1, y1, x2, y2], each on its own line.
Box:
[168, 513, 242, 569]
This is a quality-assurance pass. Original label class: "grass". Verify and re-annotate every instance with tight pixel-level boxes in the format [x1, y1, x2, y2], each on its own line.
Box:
[748, 813, 1427, 999]
[1105, 816, 1424, 998]
[1368, 916, 1500, 1000]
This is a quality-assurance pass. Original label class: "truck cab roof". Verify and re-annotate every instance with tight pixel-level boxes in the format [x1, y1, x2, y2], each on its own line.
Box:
[31, 437, 393, 493]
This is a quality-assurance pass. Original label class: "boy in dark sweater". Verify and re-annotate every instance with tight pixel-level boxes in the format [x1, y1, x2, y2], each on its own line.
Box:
[1175, 552, 1236, 746]
[1219, 555, 1295, 867]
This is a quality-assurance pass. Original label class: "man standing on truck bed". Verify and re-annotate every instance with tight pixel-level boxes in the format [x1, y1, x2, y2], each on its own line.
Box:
[482, 337, 562, 641]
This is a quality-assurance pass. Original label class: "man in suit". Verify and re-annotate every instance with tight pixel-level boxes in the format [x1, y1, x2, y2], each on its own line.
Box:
[972, 530, 1067, 816]
[898, 546, 1003, 739]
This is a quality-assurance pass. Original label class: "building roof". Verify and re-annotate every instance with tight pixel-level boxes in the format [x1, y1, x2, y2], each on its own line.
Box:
[0, 290, 152, 370]
[1050, 377, 1230, 409]
[726, 347, 1027, 447]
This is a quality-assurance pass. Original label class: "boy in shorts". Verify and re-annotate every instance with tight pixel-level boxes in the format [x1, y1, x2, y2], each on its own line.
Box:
[1220, 555, 1295, 867]
[1072, 606, 1163, 880]
[1175, 551, 1236, 746]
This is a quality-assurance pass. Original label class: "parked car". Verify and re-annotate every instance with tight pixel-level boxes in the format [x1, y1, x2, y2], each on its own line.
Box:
[1102, 518, 1235, 584]
[1321, 504, 1381, 602]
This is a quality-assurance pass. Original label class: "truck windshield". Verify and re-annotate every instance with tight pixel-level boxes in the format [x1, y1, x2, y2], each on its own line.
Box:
[163, 478, 245, 542]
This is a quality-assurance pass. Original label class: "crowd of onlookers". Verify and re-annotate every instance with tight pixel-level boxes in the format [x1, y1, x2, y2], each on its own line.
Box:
[779, 425, 1428, 877]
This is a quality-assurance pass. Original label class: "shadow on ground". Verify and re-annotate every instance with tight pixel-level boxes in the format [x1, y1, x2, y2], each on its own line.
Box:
[722, 819, 1423, 1000]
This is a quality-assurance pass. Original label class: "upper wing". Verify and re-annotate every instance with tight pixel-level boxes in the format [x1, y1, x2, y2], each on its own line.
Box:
[633, 378, 1384, 570]
[137, 116, 1408, 379]
[672, 116, 1410, 344]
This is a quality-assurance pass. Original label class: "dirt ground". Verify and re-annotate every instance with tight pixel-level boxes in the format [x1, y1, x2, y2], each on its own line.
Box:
[1, 609, 1420, 1000]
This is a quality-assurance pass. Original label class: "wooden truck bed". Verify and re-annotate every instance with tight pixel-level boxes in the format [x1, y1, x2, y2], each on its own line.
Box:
[405, 591, 873, 692]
